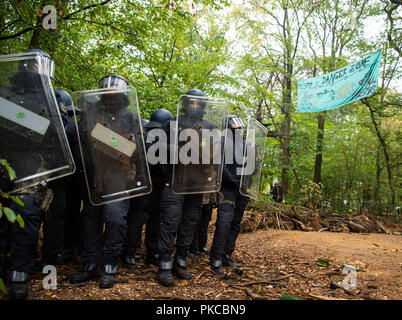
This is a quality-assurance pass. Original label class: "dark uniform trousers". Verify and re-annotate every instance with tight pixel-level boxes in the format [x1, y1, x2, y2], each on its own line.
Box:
[41, 179, 67, 263]
[126, 182, 163, 256]
[42, 114, 84, 262]
[81, 198, 129, 266]
[210, 186, 249, 261]
[158, 185, 202, 260]
[0, 198, 12, 276]
[9, 194, 42, 272]
[125, 125, 165, 257]
[191, 203, 213, 251]
[63, 171, 85, 253]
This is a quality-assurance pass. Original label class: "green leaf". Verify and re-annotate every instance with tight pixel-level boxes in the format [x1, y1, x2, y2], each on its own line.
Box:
[0, 206, 3, 219]
[5, 164, 16, 181]
[0, 159, 16, 180]
[10, 196, 24, 207]
[0, 278, 6, 294]
[3, 207, 16, 223]
[254, 284, 263, 294]
[16, 214, 25, 228]
[316, 258, 330, 267]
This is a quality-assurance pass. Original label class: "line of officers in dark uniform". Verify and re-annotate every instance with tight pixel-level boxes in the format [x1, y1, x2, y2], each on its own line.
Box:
[0, 49, 253, 300]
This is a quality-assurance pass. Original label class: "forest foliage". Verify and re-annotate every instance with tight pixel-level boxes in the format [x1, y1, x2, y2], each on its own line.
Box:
[0, 0, 400, 215]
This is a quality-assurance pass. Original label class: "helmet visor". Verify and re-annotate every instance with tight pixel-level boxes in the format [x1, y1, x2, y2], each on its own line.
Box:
[99, 76, 128, 89]
[229, 117, 244, 129]
[43, 56, 55, 79]
[19, 55, 55, 79]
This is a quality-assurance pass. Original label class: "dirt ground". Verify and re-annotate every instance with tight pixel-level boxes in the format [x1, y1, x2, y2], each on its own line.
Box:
[1, 228, 400, 301]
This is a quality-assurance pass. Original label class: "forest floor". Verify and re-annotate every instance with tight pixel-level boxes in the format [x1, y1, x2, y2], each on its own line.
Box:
[3, 225, 400, 301]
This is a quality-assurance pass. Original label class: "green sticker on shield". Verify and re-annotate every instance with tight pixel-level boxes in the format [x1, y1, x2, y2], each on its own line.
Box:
[201, 139, 206, 147]
[111, 137, 118, 147]
[16, 112, 26, 119]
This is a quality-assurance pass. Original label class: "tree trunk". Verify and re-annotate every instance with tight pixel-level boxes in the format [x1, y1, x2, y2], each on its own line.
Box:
[29, 5, 45, 49]
[281, 76, 291, 196]
[363, 99, 395, 214]
[280, 6, 292, 196]
[374, 149, 381, 214]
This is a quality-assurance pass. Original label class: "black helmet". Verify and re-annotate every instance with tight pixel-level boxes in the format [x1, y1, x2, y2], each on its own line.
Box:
[150, 108, 173, 125]
[54, 89, 73, 115]
[185, 89, 205, 97]
[182, 88, 206, 119]
[98, 74, 129, 88]
[141, 119, 150, 127]
[98, 74, 130, 112]
[21, 48, 55, 79]
[225, 115, 245, 130]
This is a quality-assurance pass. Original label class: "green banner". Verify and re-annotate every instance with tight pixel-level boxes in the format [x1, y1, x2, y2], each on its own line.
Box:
[297, 50, 382, 113]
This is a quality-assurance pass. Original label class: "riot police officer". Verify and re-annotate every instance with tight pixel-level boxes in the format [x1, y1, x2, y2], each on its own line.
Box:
[0, 49, 74, 299]
[209, 116, 250, 274]
[270, 180, 284, 203]
[157, 89, 220, 286]
[34, 89, 83, 269]
[55, 90, 86, 264]
[124, 108, 173, 269]
[70, 74, 144, 289]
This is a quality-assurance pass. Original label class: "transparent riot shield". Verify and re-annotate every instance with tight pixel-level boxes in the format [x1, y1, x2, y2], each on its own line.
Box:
[0, 53, 75, 194]
[239, 117, 268, 199]
[172, 94, 229, 194]
[72, 86, 152, 205]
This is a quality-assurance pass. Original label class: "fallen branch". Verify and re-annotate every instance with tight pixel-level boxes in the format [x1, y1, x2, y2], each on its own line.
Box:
[194, 271, 207, 282]
[291, 272, 315, 280]
[243, 202, 400, 234]
[252, 216, 263, 233]
[347, 220, 367, 232]
[377, 222, 390, 234]
[230, 285, 267, 300]
[308, 294, 348, 300]
[233, 274, 292, 287]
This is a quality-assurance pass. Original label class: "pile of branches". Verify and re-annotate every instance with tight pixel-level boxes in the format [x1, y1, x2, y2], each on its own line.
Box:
[240, 202, 400, 234]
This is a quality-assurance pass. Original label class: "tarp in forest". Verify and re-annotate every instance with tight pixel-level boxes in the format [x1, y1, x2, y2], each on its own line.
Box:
[297, 50, 382, 113]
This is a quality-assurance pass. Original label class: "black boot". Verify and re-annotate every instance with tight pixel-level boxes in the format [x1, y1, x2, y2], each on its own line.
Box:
[123, 255, 136, 270]
[210, 259, 223, 275]
[99, 264, 118, 289]
[223, 255, 240, 267]
[70, 263, 100, 284]
[200, 246, 210, 254]
[9, 270, 28, 300]
[173, 256, 193, 280]
[157, 260, 174, 287]
[145, 251, 160, 266]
